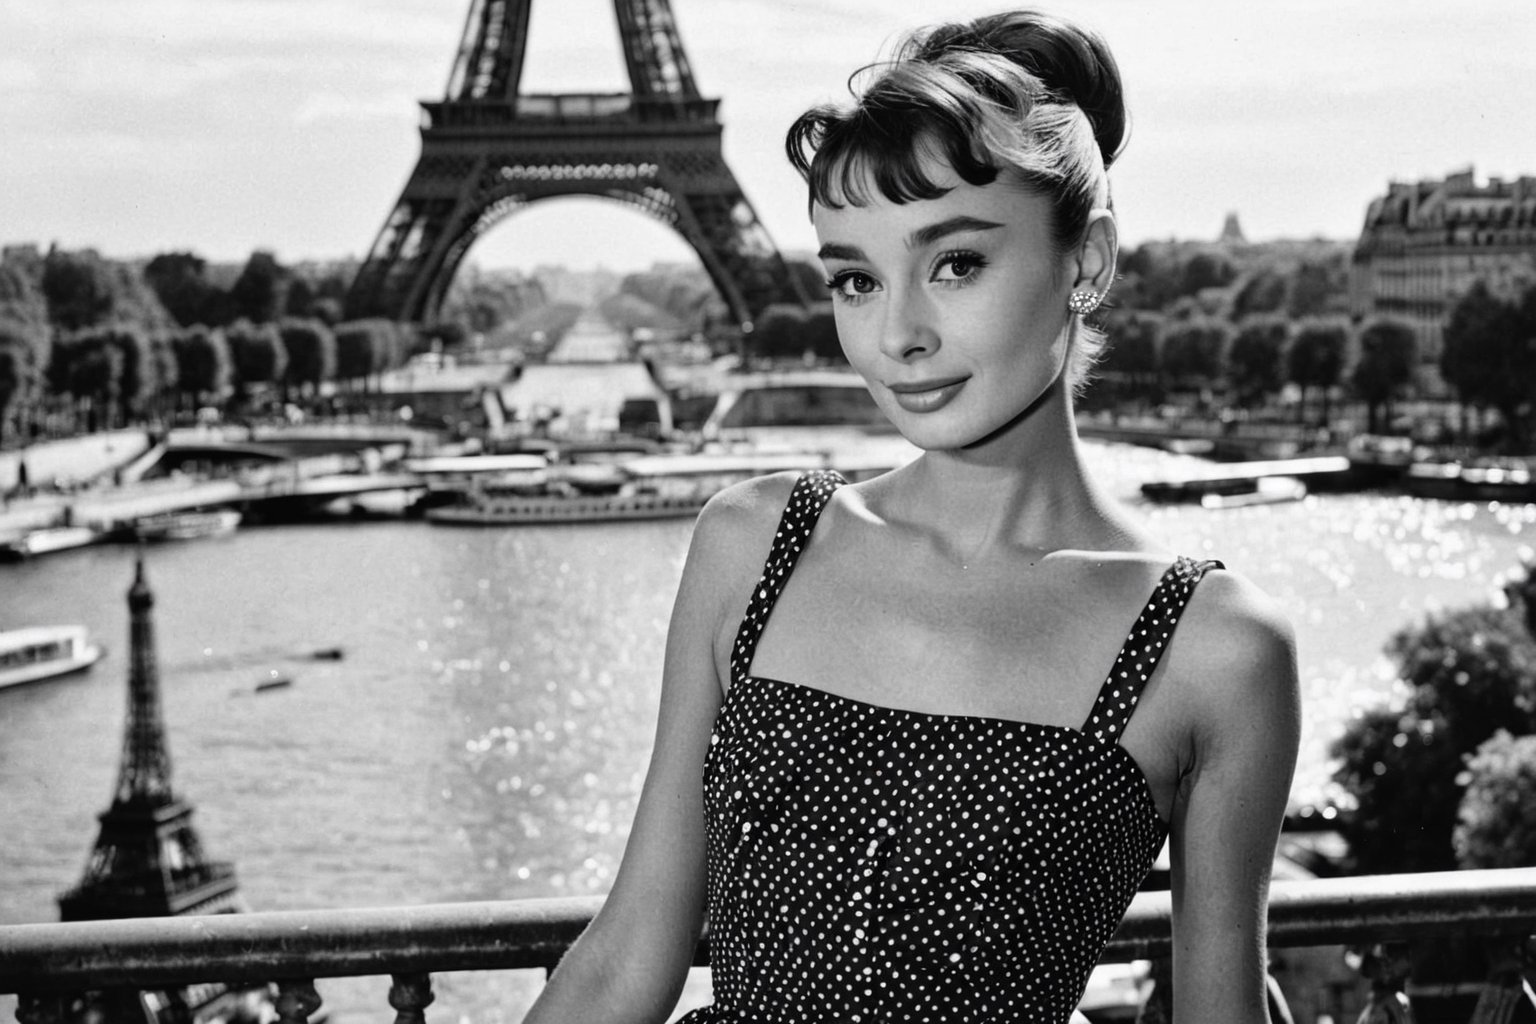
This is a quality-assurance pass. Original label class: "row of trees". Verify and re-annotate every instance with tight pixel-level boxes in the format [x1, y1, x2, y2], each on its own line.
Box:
[1092, 310, 1418, 428]
[0, 316, 415, 443]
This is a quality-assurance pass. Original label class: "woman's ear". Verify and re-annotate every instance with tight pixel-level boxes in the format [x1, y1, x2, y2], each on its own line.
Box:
[1073, 210, 1118, 295]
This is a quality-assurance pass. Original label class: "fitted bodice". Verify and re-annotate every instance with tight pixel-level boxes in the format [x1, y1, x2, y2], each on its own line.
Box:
[681, 471, 1219, 1023]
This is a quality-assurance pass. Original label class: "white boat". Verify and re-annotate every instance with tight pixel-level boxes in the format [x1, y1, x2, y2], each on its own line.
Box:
[425, 448, 913, 527]
[133, 509, 242, 542]
[427, 371, 919, 526]
[0, 525, 104, 560]
[0, 625, 104, 690]
[1199, 476, 1308, 509]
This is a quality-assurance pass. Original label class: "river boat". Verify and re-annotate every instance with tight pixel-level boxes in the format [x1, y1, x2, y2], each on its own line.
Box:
[1139, 455, 1351, 504]
[428, 371, 920, 526]
[1345, 433, 1416, 487]
[132, 509, 242, 542]
[1402, 460, 1536, 503]
[0, 624, 104, 690]
[425, 448, 910, 527]
[0, 524, 104, 561]
[1198, 475, 1308, 510]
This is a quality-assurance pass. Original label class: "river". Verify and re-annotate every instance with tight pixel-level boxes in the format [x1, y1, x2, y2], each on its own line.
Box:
[3, 441, 1534, 1022]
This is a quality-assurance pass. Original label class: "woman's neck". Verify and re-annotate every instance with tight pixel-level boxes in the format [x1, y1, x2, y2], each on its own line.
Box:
[875, 383, 1140, 562]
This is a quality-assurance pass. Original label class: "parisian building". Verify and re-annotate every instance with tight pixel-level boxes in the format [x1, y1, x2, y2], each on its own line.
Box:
[1350, 169, 1536, 363]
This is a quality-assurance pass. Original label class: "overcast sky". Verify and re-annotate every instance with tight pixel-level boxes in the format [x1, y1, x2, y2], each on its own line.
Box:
[2, 0, 1532, 273]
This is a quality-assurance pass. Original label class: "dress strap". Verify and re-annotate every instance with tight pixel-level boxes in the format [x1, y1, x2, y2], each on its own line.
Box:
[729, 470, 847, 686]
[1082, 555, 1224, 743]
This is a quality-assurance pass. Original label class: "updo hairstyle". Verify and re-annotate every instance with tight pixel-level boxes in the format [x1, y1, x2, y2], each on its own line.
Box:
[786, 10, 1128, 385]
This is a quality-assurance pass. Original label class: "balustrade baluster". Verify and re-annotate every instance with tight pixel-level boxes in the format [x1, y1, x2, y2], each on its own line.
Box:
[388, 973, 434, 1024]
[1350, 943, 1415, 1024]
[1135, 955, 1173, 1024]
[13, 993, 68, 1024]
[1466, 938, 1536, 1024]
[274, 979, 324, 1024]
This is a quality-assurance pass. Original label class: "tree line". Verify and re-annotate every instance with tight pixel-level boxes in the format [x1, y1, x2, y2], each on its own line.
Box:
[0, 246, 459, 445]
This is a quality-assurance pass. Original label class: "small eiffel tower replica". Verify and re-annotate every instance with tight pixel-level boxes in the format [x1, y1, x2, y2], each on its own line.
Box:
[58, 552, 243, 921]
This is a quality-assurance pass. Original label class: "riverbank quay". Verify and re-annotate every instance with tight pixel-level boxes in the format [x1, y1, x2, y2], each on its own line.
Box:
[3, 868, 1534, 1024]
[0, 430, 151, 494]
[1078, 414, 1335, 461]
[0, 425, 452, 546]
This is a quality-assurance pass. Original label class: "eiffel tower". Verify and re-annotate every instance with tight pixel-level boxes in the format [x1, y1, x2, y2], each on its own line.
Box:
[58, 553, 242, 922]
[345, 0, 808, 327]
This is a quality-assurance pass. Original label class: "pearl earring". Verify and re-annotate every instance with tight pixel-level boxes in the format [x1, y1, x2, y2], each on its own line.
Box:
[1067, 290, 1102, 315]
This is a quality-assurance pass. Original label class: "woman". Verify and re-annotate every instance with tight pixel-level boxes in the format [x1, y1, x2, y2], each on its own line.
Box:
[523, 10, 1300, 1023]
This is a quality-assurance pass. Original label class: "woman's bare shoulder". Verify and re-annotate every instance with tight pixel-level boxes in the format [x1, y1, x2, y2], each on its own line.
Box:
[695, 471, 801, 545]
[1168, 565, 1300, 729]
[683, 471, 804, 592]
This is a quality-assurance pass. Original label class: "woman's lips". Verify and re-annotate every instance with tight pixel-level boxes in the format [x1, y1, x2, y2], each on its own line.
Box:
[886, 376, 969, 413]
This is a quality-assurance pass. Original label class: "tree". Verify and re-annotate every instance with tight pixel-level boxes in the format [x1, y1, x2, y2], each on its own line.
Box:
[1094, 310, 1163, 407]
[335, 319, 407, 391]
[1226, 315, 1289, 408]
[1332, 600, 1536, 875]
[0, 340, 26, 447]
[226, 320, 288, 404]
[1454, 731, 1536, 869]
[1287, 317, 1349, 425]
[1180, 251, 1236, 296]
[279, 318, 337, 398]
[1230, 269, 1289, 320]
[145, 251, 228, 327]
[1441, 281, 1536, 448]
[171, 326, 232, 410]
[40, 249, 172, 333]
[0, 263, 51, 438]
[41, 249, 114, 331]
[1286, 259, 1343, 318]
[1351, 318, 1418, 433]
[56, 334, 126, 431]
[88, 325, 162, 426]
[1116, 245, 1184, 310]
[229, 251, 289, 324]
[750, 303, 809, 362]
[1159, 317, 1228, 391]
[802, 302, 843, 363]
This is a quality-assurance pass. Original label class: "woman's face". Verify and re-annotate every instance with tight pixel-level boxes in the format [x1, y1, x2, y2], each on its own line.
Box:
[812, 161, 1076, 452]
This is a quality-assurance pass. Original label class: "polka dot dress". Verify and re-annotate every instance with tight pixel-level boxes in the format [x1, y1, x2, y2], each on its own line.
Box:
[680, 471, 1222, 1024]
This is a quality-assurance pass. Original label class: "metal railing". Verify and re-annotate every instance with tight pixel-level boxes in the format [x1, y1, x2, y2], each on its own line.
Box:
[3, 869, 1534, 1024]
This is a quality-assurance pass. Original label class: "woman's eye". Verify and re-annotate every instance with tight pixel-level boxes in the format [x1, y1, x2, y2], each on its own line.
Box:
[825, 271, 879, 301]
[932, 252, 987, 283]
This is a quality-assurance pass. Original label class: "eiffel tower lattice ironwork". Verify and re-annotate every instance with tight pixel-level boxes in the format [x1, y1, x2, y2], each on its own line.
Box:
[345, 0, 809, 327]
[58, 554, 242, 923]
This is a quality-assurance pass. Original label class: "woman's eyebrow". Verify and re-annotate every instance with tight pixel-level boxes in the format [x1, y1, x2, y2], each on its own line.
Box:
[816, 242, 866, 261]
[816, 216, 1003, 262]
[907, 216, 1004, 249]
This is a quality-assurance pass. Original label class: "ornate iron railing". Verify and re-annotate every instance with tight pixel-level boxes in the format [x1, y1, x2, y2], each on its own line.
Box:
[2, 869, 1534, 1024]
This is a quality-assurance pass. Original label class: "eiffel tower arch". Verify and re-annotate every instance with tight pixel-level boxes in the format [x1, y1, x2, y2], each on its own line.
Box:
[346, 0, 809, 328]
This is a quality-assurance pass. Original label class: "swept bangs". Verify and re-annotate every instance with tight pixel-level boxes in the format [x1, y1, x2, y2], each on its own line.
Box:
[786, 52, 1068, 214]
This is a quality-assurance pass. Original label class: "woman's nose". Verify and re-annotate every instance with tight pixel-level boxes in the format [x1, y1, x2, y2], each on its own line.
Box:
[877, 287, 939, 362]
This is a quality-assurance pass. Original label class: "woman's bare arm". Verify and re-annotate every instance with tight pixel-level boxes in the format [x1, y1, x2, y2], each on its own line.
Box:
[1166, 570, 1301, 1024]
[520, 476, 793, 1023]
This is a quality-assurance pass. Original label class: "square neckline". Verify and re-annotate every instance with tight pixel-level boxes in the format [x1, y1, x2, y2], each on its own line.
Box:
[728, 672, 1170, 828]
[724, 471, 1220, 831]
